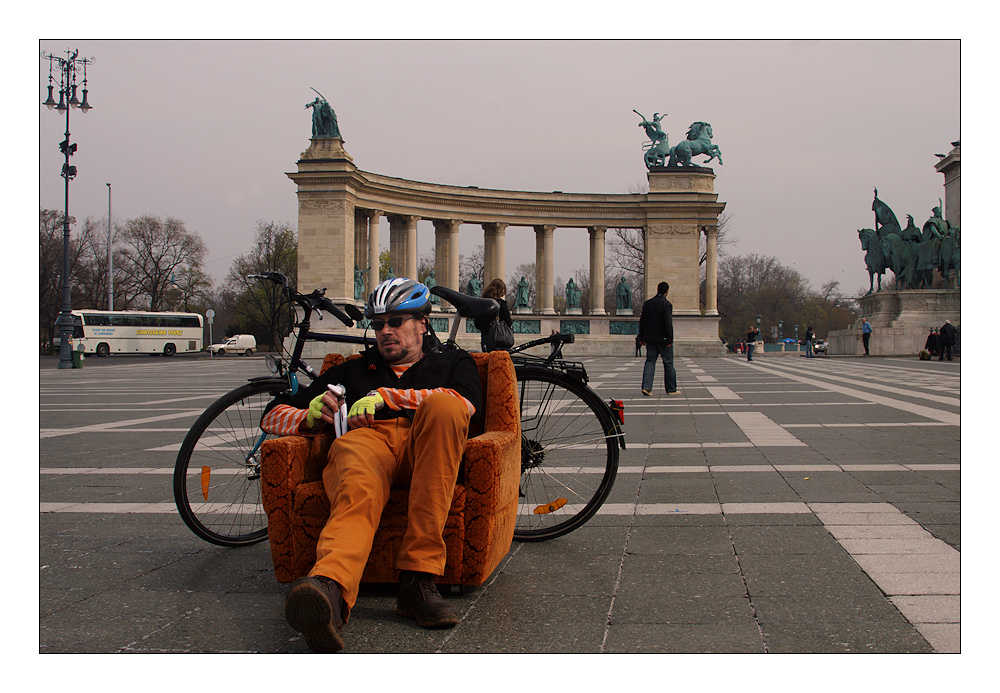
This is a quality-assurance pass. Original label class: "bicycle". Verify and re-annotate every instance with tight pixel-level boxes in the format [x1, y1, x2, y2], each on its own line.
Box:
[173, 274, 625, 547]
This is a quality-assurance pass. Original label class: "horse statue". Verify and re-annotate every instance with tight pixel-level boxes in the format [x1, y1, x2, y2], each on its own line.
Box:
[939, 228, 960, 287]
[667, 121, 723, 167]
[881, 232, 917, 289]
[634, 110, 671, 169]
[858, 228, 887, 294]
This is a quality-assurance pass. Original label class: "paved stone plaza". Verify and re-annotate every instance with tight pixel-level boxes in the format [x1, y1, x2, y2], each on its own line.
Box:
[39, 352, 960, 654]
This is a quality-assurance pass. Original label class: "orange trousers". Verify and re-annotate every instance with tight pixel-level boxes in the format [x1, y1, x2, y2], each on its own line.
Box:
[308, 392, 470, 615]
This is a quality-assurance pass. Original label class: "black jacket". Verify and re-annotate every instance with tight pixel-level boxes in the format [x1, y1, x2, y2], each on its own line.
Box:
[262, 346, 483, 426]
[473, 298, 513, 333]
[939, 322, 958, 345]
[638, 294, 673, 345]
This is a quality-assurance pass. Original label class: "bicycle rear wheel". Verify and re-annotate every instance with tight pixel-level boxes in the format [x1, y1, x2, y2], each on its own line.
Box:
[514, 367, 620, 541]
[173, 378, 287, 547]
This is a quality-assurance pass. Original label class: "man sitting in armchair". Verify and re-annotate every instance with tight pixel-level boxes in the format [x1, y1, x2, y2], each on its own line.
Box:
[260, 277, 482, 653]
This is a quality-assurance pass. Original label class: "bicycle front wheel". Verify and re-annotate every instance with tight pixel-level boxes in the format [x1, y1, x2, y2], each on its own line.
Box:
[173, 378, 287, 547]
[514, 367, 620, 541]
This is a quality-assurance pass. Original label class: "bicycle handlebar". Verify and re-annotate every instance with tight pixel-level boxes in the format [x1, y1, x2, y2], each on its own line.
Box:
[249, 273, 354, 327]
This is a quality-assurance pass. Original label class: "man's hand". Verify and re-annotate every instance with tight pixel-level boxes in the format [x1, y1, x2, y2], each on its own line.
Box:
[347, 391, 384, 429]
[306, 386, 346, 428]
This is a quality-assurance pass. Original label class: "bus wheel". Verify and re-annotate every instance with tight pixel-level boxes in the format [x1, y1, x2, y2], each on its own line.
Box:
[96, 343, 110, 357]
[164, 343, 176, 357]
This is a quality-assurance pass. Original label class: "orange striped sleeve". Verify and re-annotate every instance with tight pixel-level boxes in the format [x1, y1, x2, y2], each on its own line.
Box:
[260, 403, 320, 436]
[376, 387, 476, 417]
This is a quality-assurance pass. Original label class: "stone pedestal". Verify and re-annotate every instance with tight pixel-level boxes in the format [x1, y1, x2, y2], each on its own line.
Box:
[642, 167, 725, 311]
[287, 138, 359, 306]
[828, 289, 960, 356]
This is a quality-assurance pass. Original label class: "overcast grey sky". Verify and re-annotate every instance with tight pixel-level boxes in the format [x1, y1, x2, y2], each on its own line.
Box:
[36, 38, 960, 298]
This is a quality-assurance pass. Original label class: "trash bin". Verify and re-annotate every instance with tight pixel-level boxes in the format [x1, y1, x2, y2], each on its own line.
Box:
[72, 343, 85, 368]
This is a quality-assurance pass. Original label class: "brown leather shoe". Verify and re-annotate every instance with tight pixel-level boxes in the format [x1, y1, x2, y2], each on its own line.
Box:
[397, 571, 459, 628]
[285, 576, 346, 653]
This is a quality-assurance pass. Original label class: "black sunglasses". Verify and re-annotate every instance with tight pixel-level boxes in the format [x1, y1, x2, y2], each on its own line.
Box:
[371, 315, 420, 331]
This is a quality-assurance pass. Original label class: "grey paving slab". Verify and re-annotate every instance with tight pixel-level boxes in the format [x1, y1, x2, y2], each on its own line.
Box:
[38, 353, 961, 654]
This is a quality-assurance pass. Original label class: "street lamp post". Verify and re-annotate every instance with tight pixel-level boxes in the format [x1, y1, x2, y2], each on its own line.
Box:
[42, 48, 94, 369]
[107, 182, 113, 311]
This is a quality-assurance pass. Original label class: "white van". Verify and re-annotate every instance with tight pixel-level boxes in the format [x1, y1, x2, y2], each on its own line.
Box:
[207, 334, 257, 356]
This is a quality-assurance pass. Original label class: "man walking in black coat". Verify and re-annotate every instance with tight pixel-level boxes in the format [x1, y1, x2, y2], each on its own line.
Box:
[638, 281, 678, 395]
[938, 319, 958, 361]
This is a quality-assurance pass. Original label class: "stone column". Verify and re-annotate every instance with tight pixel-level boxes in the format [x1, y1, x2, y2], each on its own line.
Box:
[368, 210, 381, 292]
[483, 224, 495, 285]
[354, 210, 368, 301]
[405, 215, 418, 281]
[483, 223, 507, 285]
[433, 219, 462, 312]
[704, 225, 718, 315]
[388, 215, 404, 280]
[534, 225, 556, 315]
[447, 220, 461, 295]
[388, 214, 418, 280]
[589, 226, 607, 315]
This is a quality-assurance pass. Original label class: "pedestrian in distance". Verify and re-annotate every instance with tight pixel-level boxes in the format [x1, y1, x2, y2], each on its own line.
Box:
[638, 281, 678, 396]
[938, 319, 958, 361]
[745, 324, 759, 362]
[804, 326, 815, 358]
[473, 278, 513, 352]
[861, 318, 872, 356]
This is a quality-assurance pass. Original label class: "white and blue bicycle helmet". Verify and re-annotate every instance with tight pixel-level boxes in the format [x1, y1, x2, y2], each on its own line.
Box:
[365, 277, 432, 317]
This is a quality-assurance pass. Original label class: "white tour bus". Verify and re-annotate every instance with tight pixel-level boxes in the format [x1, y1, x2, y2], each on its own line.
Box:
[54, 310, 204, 357]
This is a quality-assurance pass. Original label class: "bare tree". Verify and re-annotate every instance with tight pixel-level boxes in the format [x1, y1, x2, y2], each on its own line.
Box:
[116, 215, 207, 311]
[459, 244, 485, 292]
[224, 221, 297, 351]
[39, 209, 70, 350]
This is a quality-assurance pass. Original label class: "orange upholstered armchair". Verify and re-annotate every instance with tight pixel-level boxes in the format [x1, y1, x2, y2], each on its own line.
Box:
[260, 350, 520, 587]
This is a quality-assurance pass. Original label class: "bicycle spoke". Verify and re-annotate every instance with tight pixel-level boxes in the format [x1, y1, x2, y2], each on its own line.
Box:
[514, 368, 618, 540]
[174, 382, 281, 546]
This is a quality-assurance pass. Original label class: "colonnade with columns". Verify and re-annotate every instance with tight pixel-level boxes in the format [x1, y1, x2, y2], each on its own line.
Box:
[289, 137, 725, 354]
[348, 215, 687, 317]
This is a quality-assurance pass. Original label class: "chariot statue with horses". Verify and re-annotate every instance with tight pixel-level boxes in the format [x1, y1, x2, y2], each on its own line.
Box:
[635, 110, 723, 170]
[858, 191, 960, 294]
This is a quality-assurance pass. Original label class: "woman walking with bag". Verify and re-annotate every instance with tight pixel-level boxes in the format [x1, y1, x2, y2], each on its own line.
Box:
[474, 278, 514, 351]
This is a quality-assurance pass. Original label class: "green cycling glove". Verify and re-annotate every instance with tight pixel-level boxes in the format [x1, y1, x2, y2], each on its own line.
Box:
[348, 391, 384, 418]
[306, 392, 327, 428]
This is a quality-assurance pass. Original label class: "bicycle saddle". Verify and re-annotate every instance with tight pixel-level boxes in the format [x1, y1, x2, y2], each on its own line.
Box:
[431, 286, 500, 320]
